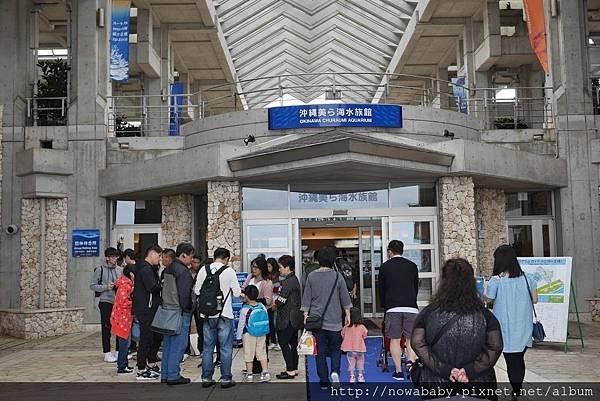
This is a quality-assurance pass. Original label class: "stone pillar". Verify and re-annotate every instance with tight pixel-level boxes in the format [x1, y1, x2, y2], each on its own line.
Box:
[475, 189, 507, 276]
[207, 181, 241, 270]
[161, 194, 193, 249]
[145, 25, 171, 136]
[6, 197, 83, 339]
[438, 177, 478, 271]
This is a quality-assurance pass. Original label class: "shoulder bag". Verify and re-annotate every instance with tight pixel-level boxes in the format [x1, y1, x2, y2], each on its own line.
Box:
[411, 312, 462, 388]
[305, 272, 339, 331]
[524, 274, 545, 342]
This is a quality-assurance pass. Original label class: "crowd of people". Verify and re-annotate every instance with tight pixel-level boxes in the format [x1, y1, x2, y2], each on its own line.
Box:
[90, 240, 538, 400]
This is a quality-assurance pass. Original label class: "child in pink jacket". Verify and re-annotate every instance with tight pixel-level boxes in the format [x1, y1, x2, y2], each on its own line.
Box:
[341, 307, 368, 383]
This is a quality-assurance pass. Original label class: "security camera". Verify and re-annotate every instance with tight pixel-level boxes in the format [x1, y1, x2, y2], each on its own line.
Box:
[244, 135, 256, 146]
[6, 224, 19, 235]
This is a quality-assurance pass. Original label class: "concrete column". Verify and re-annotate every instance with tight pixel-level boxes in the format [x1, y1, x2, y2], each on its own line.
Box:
[438, 177, 478, 271]
[144, 25, 171, 136]
[474, 189, 507, 276]
[68, 0, 110, 125]
[207, 181, 241, 270]
[0, 0, 31, 126]
[20, 199, 42, 309]
[550, 0, 600, 310]
[161, 194, 193, 249]
[435, 67, 451, 109]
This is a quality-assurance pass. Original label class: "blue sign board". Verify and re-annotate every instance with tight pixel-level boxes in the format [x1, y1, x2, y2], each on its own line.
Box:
[110, 1, 131, 81]
[233, 272, 249, 343]
[72, 229, 100, 257]
[268, 104, 402, 130]
[169, 83, 184, 136]
[452, 77, 468, 114]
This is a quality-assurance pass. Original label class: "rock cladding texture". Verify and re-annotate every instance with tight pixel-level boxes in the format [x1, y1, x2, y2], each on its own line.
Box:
[20, 198, 68, 309]
[589, 299, 600, 322]
[0, 309, 83, 339]
[161, 194, 193, 249]
[438, 177, 478, 271]
[207, 181, 241, 270]
[475, 189, 507, 276]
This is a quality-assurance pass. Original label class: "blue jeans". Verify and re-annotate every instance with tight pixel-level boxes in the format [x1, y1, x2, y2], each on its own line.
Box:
[314, 329, 342, 386]
[117, 336, 131, 370]
[161, 313, 191, 381]
[202, 317, 233, 381]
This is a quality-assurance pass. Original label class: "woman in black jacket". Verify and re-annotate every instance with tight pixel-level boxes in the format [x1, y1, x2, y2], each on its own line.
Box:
[274, 255, 303, 379]
[411, 258, 503, 400]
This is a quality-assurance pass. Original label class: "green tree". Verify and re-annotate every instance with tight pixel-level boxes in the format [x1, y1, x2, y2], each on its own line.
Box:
[35, 58, 68, 125]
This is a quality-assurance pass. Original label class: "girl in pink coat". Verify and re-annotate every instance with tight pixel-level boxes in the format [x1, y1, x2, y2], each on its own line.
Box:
[110, 265, 135, 374]
[341, 307, 368, 383]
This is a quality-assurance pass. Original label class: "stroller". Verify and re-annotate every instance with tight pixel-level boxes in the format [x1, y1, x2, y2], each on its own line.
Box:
[376, 314, 407, 374]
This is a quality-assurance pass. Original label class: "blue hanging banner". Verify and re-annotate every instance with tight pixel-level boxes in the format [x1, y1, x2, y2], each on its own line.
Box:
[110, 1, 131, 81]
[72, 229, 101, 257]
[452, 77, 468, 114]
[268, 103, 402, 130]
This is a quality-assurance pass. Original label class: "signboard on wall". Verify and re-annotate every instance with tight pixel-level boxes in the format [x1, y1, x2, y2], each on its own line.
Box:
[233, 272, 249, 342]
[110, 0, 131, 81]
[72, 229, 101, 257]
[452, 77, 468, 114]
[268, 104, 402, 130]
[518, 257, 573, 343]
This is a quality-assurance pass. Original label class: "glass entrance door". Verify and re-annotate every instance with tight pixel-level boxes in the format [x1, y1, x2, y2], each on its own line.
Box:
[507, 219, 556, 257]
[358, 226, 383, 317]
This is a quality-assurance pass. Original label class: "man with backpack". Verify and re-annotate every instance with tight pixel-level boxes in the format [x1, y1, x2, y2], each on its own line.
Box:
[193, 247, 241, 389]
[237, 285, 270, 382]
[159, 242, 195, 385]
[89, 247, 123, 363]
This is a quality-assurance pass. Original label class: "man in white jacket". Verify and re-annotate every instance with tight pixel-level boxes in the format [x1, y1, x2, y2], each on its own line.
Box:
[193, 247, 241, 389]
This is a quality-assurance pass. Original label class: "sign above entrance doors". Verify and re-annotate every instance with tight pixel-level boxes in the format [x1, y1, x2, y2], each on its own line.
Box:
[268, 104, 402, 130]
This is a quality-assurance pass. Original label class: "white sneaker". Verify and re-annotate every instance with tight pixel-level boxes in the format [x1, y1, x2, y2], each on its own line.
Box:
[259, 372, 271, 382]
[104, 352, 117, 363]
[181, 353, 189, 362]
[330, 372, 340, 388]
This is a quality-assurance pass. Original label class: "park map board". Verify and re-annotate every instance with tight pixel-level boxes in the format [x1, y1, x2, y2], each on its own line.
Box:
[518, 257, 573, 343]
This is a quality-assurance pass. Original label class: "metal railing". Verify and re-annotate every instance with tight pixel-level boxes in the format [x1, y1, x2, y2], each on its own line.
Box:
[24, 72, 554, 134]
[25, 96, 68, 126]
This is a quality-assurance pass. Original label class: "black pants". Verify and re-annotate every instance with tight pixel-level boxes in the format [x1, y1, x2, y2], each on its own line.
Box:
[277, 323, 299, 372]
[504, 348, 527, 397]
[137, 313, 162, 370]
[98, 302, 118, 353]
[186, 312, 205, 355]
[267, 309, 277, 345]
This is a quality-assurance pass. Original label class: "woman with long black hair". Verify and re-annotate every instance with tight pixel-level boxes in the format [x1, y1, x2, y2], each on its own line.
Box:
[486, 245, 538, 401]
[411, 258, 503, 400]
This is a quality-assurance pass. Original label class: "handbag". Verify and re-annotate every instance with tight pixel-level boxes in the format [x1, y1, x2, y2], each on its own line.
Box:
[305, 273, 339, 331]
[151, 305, 183, 336]
[411, 313, 461, 388]
[525, 274, 545, 342]
[297, 329, 317, 355]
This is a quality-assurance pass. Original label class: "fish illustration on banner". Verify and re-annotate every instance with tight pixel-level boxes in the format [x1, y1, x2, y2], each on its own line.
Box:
[110, 1, 131, 81]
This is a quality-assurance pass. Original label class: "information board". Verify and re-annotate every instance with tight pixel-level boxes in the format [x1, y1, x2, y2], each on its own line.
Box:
[268, 104, 402, 130]
[72, 229, 100, 257]
[233, 272, 249, 342]
[518, 257, 573, 343]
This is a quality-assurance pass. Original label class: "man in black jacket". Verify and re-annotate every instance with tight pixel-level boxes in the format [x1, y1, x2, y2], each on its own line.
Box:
[133, 244, 163, 380]
[378, 240, 419, 380]
[160, 242, 195, 385]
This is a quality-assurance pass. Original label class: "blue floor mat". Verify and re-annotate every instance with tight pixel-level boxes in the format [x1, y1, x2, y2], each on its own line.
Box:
[306, 336, 421, 401]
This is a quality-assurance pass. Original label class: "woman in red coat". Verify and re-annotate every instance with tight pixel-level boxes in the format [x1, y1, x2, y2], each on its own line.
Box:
[111, 265, 135, 374]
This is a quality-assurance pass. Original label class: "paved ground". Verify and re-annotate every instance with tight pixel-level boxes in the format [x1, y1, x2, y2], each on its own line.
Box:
[0, 321, 598, 400]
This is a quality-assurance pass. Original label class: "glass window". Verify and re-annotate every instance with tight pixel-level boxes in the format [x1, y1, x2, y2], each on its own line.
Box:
[242, 186, 288, 210]
[417, 278, 434, 302]
[508, 225, 534, 257]
[506, 191, 552, 217]
[114, 200, 162, 224]
[247, 224, 288, 249]
[403, 249, 433, 273]
[542, 224, 551, 257]
[390, 183, 436, 208]
[391, 222, 431, 245]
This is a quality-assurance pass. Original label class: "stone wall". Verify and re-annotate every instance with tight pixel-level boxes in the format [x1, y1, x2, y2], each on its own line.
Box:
[20, 199, 41, 308]
[475, 189, 507, 276]
[0, 105, 3, 231]
[44, 198, 68, 308]
[20, 198, 68, 309]
[589, 299, 600, 322]
[0, 308, 84, 339]
[207, 181, 241, 270]
[438, 177, 478, 271]
[161, 194, 193, 249]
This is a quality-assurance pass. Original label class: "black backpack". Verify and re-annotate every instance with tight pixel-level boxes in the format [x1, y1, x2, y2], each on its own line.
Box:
[195, 264, 229, 316]
[335, 257, 354, 292]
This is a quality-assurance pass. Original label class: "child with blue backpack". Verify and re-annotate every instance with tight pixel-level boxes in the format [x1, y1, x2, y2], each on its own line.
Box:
[238, 285, 271, 382]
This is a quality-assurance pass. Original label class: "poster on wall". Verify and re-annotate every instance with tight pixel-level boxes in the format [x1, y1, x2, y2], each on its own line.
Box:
[518, 257, 573, 343]
[451, 77, 468, 114]
[72, 229, 101, 257]
[110, 0, 131, 81]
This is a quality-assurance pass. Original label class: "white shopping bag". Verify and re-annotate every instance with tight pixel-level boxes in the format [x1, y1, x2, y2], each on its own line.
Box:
[297, 330, 317, 356]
